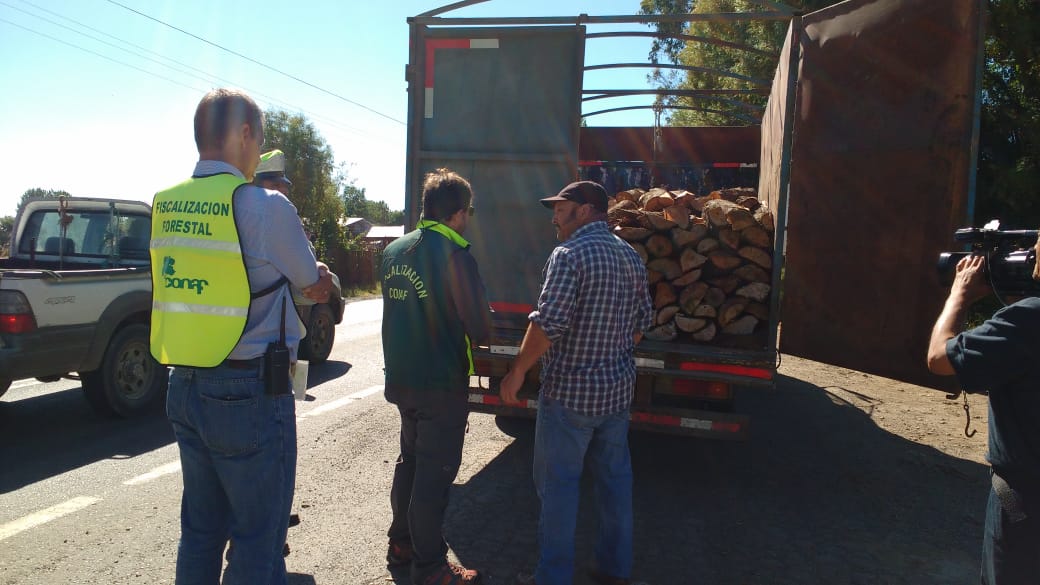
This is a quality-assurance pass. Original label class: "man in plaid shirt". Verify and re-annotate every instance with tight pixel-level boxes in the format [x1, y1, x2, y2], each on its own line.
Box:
[500, 181, 652, 585]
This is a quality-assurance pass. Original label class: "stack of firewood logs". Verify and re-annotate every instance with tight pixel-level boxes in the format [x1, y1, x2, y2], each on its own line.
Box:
[609, 187, 774, 343]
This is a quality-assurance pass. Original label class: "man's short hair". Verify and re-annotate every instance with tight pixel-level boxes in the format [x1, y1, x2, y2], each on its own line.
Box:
[194, 88, 263, 152]
[421, 168, 472, 222]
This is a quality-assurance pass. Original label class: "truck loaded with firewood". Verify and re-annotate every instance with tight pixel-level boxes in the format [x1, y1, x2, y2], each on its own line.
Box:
[404, 0, 985, 437]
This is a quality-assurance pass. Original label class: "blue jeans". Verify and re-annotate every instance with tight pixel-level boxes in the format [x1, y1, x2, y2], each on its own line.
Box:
[166, 362, 297, 585]
[533, 394, 633, 585]
[981, 483, 1040, 585]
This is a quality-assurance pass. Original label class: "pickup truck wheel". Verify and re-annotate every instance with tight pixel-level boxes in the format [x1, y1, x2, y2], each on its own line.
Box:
[299, 303, 335, 364]
[0, 378, 10, 399]
[81, 324, 168, 417]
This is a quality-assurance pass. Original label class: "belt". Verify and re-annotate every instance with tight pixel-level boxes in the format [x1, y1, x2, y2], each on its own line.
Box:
[222, 357, 263, 369]
[992, 471, 1035, 523]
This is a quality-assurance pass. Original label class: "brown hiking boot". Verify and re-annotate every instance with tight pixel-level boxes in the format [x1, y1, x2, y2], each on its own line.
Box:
[420, 562, 482, 585]
[386, 539, 414, 567]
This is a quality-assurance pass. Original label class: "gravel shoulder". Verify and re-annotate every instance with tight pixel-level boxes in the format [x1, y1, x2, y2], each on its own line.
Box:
[444, 355, 991, 585]
[285, 353, 991, 585]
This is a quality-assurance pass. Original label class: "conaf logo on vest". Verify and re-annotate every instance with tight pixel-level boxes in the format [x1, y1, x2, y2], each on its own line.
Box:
[162, 256, 209, 295]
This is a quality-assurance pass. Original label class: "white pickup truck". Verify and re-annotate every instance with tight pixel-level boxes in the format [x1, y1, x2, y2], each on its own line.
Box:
[0, 197, 344, 416]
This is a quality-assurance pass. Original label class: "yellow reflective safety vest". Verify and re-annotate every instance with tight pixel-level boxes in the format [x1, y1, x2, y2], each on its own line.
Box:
[149, 174, 250, 367]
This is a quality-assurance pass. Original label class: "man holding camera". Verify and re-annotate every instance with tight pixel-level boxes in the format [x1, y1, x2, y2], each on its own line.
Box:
[151, 88, 334, 584]
[927, 240, 1040, 585]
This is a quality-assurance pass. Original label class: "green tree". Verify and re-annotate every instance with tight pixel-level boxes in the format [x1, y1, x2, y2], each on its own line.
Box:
[640, 0, 837, 125]
[340, 178, 403, 225]
[975, 0, 1040, 228]
[642, 1, 1040, 228]
[262, 109, 347, 258]
[17, 188, 72, 217]
[0, 215, 13, 256]
[341, 181, 368, 218]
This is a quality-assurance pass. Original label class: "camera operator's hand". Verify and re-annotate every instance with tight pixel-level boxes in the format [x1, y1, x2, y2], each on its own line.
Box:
[930, 255, 996, 375]
[951, 254, 992, 303]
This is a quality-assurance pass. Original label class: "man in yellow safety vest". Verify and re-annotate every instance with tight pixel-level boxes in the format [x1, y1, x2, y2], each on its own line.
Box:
[150, 88, 334, 585]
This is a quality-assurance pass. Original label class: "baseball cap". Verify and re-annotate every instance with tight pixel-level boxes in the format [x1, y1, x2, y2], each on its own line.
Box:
[255, 149, 292, 185]
[539, 181, 608, 212]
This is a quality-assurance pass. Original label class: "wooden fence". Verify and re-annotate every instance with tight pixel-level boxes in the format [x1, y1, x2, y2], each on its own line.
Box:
[327, 247, 377, 289]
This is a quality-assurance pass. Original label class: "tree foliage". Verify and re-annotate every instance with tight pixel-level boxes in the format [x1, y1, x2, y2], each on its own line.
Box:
[16, 188, 72, 218]
[341, 179, 404, 226]
[0, 216, 13, 256]
[1, 115, 405, 263]
[641, 1, 1040, 228]
[262, 109, 348, 259]
[262, 109, 403, 257]
[640, 0, 837, 126]
[975, 0, 1040, 228]
[2, 188, 72, 253]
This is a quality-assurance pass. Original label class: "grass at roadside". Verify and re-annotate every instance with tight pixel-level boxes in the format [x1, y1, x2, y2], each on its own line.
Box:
[343, 281, 381, 300]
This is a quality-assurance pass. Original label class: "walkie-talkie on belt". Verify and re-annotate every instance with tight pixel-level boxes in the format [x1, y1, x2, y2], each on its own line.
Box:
[264, 297, 291, 395]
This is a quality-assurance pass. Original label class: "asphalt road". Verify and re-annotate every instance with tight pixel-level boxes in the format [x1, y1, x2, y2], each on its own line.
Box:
[0, 298, 990, 585]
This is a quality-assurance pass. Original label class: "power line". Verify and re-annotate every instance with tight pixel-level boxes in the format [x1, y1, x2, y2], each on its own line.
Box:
[4, 0, 381, 141]
[0, 16, 206, 94]
[104, 0, 406, 126]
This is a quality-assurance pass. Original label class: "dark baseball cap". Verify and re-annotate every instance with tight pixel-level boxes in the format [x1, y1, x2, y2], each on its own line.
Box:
[539, 180, 608, 212]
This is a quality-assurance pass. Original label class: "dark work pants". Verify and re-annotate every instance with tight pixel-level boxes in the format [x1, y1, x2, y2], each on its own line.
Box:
[386, 385, 469, 583]
[981, 484, 1040, 585]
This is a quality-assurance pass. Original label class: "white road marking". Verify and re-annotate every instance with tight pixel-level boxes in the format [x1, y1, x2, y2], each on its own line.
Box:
[123, 461, 182, 486]
[10, 379, 41, 391]
[0, 496, 101, 541]
[302, 385, 383, 418]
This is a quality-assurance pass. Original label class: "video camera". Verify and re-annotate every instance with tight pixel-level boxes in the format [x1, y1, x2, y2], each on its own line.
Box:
[937, 220, 1040, 297]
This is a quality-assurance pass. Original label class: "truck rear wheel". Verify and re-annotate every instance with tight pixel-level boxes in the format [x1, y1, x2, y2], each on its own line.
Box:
[81, 323, 168, 417]
[299, 303, 335, 364]
[0, 378, 10, 399]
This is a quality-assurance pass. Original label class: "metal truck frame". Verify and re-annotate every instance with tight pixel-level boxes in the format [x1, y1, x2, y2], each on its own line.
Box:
[404, 0, 985, 438]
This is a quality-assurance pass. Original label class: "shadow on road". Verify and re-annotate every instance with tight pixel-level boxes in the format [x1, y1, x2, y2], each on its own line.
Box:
[307, 360, 352, 387]
[0, 385, 174, 494]
[287, 573, 317, 585]
[443, 373, 990, 585]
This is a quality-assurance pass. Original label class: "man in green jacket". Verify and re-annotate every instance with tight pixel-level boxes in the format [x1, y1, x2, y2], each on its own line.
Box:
[381, 168, 491, 585]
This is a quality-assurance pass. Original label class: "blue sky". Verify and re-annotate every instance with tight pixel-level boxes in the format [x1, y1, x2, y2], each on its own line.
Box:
[0, 0, 660, 218]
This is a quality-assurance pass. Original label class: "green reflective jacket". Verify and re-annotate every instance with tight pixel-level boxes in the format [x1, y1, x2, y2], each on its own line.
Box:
[380, 221, 491, 392]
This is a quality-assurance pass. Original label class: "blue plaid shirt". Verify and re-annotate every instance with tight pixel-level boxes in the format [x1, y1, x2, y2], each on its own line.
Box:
[530, 221, 652, 416]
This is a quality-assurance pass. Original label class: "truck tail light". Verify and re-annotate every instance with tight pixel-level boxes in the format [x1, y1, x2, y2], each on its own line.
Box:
[679, 361, 772, 380]
[672, 378, 731, 400]
[0, 291, 37, 334]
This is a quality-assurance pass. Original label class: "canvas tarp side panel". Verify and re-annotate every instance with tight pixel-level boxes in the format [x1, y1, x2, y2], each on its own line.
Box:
[758, 21, 797, 226]
[758, 20, 799, 368]
[779, 0, 982, 389]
